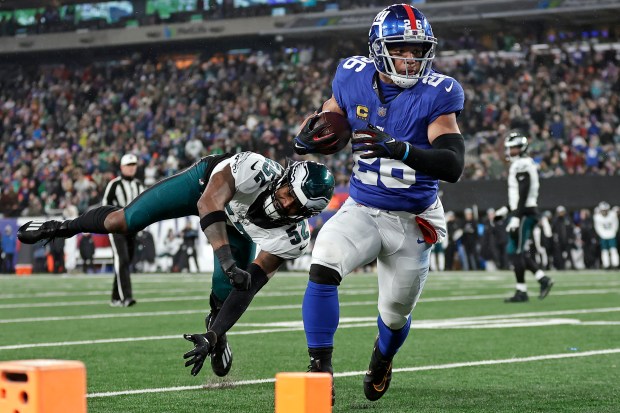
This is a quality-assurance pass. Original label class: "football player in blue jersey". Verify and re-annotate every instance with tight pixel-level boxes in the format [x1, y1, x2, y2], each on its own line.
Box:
[294, 4, 465, 403]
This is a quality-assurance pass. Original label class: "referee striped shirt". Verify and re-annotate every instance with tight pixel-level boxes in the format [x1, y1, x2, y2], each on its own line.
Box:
[102, 176, 145, 208]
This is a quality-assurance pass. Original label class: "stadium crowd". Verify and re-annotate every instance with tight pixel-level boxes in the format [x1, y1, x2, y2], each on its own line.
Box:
[2, 39, 619, 216]
[0, 1, 409, 37]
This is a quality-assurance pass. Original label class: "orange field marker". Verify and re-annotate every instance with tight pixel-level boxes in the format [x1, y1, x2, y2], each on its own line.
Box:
[0, 359, 86, 413]
[275, 372, 332, 413]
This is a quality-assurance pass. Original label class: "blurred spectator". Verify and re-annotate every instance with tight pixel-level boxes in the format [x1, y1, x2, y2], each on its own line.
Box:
[1, 225, 16, 273]
[177, 220, 200, 272]
[158, 228, 182, 272]
[578, 208, 599, 269]
[49, 238, 65, 274]
[552, 206, 576, 269]
[79, 233, 96, 273]
[444, 211, 460, 270]
[480, 208, 508, 270]
[32, 242, 48, 273]
[461, 208, 480, 271]
[134, 230, 157, 273]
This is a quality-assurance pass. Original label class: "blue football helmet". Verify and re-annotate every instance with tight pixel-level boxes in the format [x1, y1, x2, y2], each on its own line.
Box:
[368, 4, 437, 88]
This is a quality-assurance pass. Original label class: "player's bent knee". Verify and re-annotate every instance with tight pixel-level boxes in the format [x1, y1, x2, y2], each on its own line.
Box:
[312, 239, 345, 265]
[309, 264, 342, 285]
[104, 209, 128, 233]
[378, 310, 409, 330]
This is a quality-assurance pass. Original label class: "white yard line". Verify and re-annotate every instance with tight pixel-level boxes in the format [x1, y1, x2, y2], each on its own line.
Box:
[87, 348, 620, 398]
[1, 288, 618, 310]
[2, 294, 620, 323]
[0, 287, 206, 299]
[2, 307, 620, 350]
[0, 289, 378, 309]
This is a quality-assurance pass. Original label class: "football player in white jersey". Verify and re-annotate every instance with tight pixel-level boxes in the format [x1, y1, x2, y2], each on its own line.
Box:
[17, 151, 335, 377]
[498, 130, 554, 302]
[593, 201, 619, 269]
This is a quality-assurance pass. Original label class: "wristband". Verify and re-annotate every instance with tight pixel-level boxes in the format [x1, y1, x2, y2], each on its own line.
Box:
[200, 211, 227, 231]
[401, 142, 410, 161]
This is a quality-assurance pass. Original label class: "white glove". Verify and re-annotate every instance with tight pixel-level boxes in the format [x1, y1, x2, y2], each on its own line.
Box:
[505, 216, 520, 232]
[495, 206, 509, 218]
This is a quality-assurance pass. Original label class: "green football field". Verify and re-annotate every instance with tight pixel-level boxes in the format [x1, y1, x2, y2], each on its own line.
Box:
[1, 270, 619, 413]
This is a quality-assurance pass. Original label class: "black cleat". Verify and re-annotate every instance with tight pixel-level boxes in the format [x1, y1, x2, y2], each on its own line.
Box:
[308, 356, 335, 405]
[206, 311, 233, 377]
[504, 290, 529, 303]
[363, 337, 393, 401]
[210, 333, 232, 377]
[538, 276, 554, 300]
[17, 220, 70, 245]
[123, 298, 137, 307]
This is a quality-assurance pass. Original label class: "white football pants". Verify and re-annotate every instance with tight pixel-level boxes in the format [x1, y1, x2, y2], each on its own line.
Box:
[311, 197, 446, 329]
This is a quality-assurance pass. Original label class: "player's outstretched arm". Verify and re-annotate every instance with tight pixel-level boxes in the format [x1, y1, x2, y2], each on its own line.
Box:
[198, 165, 251, 291]
[182, 251, 283, 376]
[208, 251, 282, 337]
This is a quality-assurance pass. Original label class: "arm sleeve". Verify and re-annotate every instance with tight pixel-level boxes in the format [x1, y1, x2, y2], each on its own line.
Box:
[209, 263, 268, 337]
[515, 172, 531, 217]
[402, 133, 464, 183]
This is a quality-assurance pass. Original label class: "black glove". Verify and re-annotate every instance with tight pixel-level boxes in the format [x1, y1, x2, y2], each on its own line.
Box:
[293, 114, 338, 155]
[224, 263, 251, 291]
[351, 124, 408, 160]
[183, 331, 216, 376]
[214, 245, 251, 291]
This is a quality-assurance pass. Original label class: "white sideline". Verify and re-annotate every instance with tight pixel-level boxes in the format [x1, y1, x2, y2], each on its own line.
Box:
[87, 348, 620, 398]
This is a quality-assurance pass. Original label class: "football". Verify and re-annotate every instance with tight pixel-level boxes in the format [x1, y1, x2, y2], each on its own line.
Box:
[311, 111, 352, 155]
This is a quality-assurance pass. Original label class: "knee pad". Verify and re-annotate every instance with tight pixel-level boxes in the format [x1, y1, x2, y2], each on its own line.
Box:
[309, 264, 342, 285]
[377, 307, 410, 330]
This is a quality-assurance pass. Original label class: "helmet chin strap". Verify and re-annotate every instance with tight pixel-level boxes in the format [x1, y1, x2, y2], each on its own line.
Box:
[390, 75, 419, 88]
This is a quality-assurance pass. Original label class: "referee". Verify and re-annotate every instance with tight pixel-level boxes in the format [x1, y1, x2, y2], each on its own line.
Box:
[104, 154, 145, 307]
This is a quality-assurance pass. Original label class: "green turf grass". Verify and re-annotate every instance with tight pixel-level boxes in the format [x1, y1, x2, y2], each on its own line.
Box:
[1, 270, 618, 412]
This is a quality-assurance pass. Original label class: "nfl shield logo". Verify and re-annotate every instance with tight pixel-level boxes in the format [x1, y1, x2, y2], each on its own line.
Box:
[378, 107, 387, 117]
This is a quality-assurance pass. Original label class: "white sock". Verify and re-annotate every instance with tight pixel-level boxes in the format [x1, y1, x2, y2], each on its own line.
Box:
[602, 250, 610, 269]
[610, 248, 619, 267]
[535, 269, 545, 281]
[516, 283, 527, 292]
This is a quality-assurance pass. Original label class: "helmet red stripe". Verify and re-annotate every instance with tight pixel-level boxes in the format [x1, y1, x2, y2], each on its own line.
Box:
[404, 4, 417, 25]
